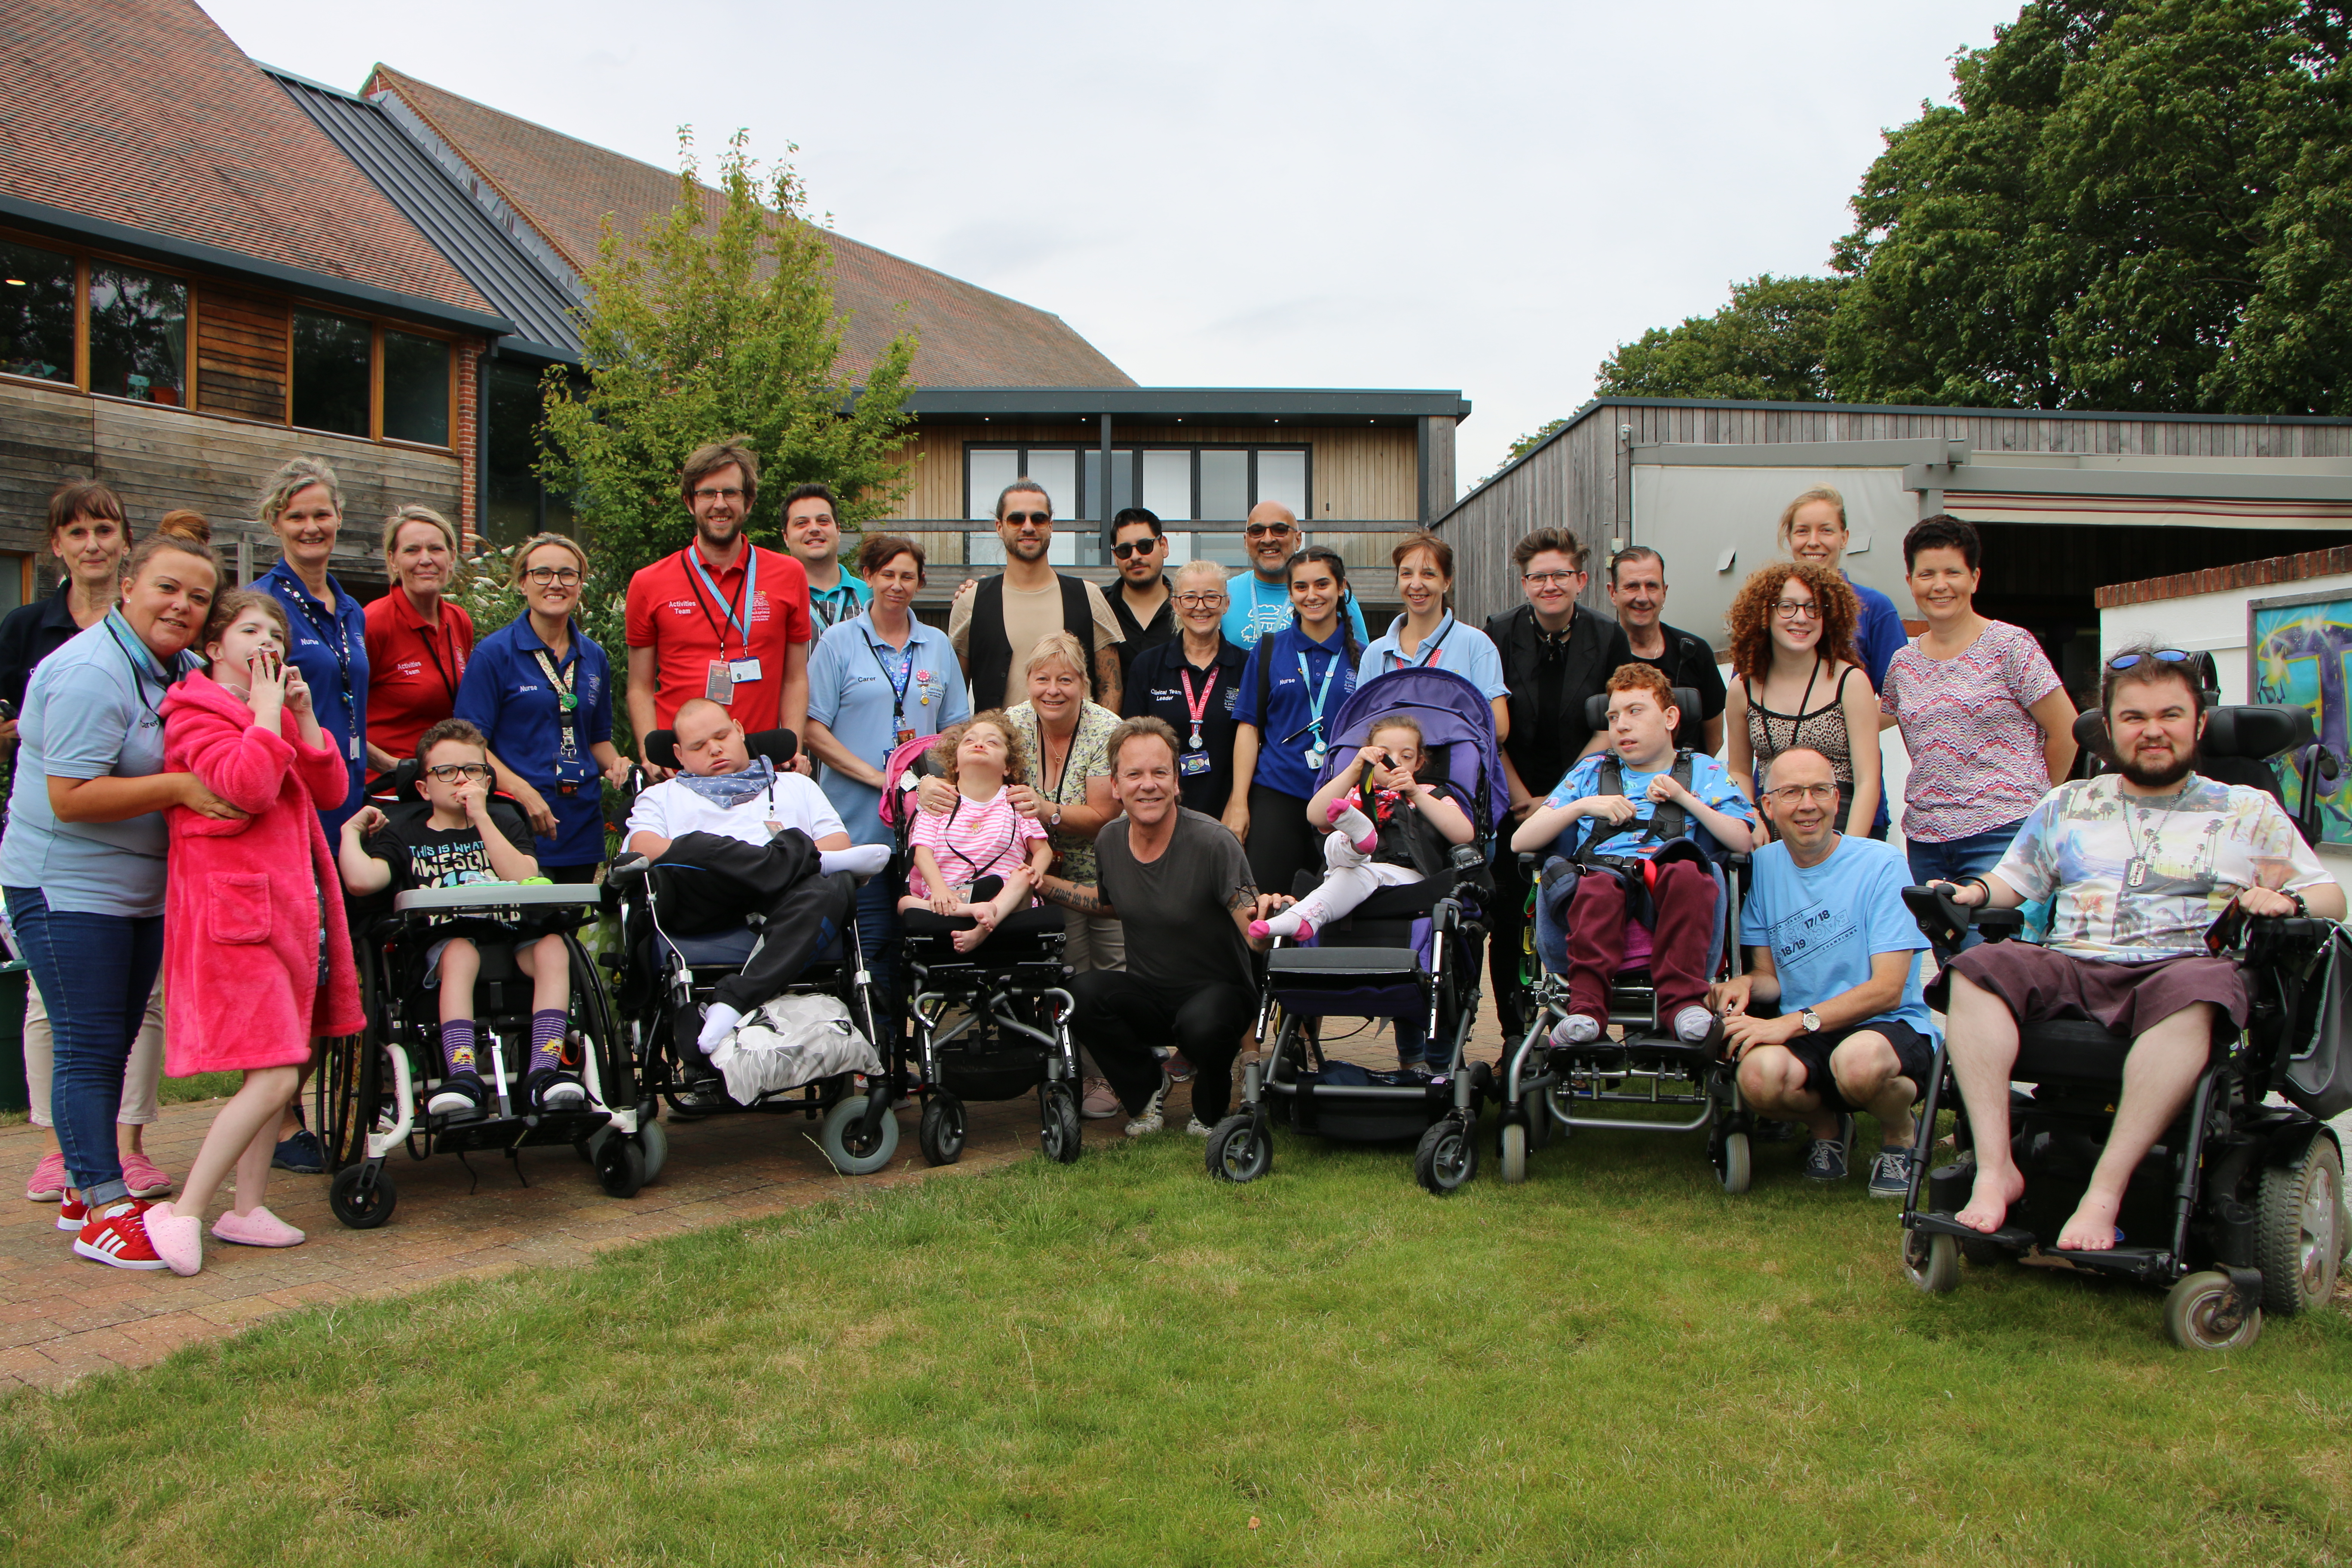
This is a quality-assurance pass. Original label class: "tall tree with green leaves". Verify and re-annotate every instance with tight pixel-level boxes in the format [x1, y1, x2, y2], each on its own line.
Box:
[1594, 274, 1845, 402]
[540, 130, 919, 576]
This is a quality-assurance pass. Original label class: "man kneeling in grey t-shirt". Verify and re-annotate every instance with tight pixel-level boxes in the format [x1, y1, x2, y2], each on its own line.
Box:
[1039, 716, 1288, 1138]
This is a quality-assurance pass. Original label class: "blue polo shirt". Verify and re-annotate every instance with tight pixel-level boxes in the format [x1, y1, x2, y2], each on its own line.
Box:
[807, 570, 873, 635]
[1356, 612, 1509, 699]
[1846, 572, 1907, 689]
[1222, 571, 1370, 648]
[806, 611, 968, 845]
[1234, 622, 1359, 800]
[261, 559, 368, 837]
[453, 616, 615, 868]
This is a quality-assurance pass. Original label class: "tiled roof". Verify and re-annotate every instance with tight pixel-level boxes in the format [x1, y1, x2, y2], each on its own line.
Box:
[362, 65, 1135, 389]
[0, 0, 492, 318]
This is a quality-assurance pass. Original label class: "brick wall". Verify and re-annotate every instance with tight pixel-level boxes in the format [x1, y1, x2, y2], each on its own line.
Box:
[2095, 544, 2352, 609]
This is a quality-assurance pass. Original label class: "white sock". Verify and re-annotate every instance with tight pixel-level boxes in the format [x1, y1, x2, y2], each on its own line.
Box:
[1330, 802, 1373, 846]
[819, 844, 890, 878]
[1262, 903, 1309, 937]
[697, 1002, 743, 1052]
[1550, 1013, 1601, 1045]
[1673, 1005, 1715, 1043]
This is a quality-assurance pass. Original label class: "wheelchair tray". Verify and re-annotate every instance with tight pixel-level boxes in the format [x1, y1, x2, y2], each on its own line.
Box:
[393, 884, 603, 915]
[1269, 946, 1427, 981]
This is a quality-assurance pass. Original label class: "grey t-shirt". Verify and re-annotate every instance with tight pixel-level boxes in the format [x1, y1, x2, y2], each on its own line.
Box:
[0, 616, 186, 917]
[1094, 807, 1256, 994]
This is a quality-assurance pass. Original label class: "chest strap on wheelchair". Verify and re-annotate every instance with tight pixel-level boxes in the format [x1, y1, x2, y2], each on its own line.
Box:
[1575, 750, 1694, 873]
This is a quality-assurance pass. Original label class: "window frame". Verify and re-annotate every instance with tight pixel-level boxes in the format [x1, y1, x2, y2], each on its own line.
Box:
[960, 441, 1315, 525]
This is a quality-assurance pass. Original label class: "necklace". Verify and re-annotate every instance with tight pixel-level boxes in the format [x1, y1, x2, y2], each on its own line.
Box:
[2121, 783, 2189, 889]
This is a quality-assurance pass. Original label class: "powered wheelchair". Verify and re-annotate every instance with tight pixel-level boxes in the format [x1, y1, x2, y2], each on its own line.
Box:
[1899, 701, 2350, 1350]
[606, 726, 900, 1176]
[1204, 667, 1503, 1195]
[319, 781, 639, 1230]
[1487, 688, 1760, 1193]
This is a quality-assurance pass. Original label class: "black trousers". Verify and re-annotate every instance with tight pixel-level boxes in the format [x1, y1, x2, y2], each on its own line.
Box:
[653, 830, 855, 1014]
[1245, 784, 1319, 903]
[1486, 845, 1534, 1043]
[1070, 971, 1257, 1124]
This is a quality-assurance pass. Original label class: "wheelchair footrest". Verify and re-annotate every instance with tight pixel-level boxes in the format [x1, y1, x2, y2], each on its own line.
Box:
[1908, 1212, 2034, 1249]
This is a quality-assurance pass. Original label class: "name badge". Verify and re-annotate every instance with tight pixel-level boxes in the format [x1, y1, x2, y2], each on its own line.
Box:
[704, 660, 734, 704]
[730, 657, 763, 684]
[1179, 750, 1211, 777]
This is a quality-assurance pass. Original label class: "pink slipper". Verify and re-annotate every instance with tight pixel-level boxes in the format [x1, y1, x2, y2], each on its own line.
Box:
[143, 1200, 204, 1277]
[211, 1207, 306, 1249]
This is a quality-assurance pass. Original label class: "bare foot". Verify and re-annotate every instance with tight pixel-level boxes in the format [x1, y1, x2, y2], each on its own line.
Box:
[1956, 1161, 2026, 1233]
[2055, 1187, 2123, 1251]
[951, 925, 988, 955]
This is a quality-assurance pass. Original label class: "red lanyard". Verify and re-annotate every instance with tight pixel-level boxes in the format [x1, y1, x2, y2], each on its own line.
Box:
[1178, 665, 1219, 747]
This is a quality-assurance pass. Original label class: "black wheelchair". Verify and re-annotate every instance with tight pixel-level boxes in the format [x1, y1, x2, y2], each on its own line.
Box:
[605, 726, 899, 1176]
[1899, 702, 2349, 1349]
[900, 901, 1081, 1167]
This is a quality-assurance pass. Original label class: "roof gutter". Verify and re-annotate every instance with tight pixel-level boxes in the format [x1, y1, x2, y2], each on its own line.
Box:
[0, 192, 516, 338]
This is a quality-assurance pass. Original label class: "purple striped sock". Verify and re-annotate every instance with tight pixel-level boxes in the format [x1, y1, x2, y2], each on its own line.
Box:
[529, 1009, 568, 1075]
[440, 1020, 478, 1078]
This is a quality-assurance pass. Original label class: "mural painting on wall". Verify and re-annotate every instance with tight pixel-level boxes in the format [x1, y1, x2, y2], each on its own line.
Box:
[2251, 590, 2352, 847]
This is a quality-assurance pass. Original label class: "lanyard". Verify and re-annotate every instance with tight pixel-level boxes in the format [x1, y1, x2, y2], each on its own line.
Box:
[1291, 646, 1338, 748]
[415, 611, 459, 701]
[1387, 616, 1454, 671]
[1178, 664, 1220, 750]
[276, 568, 356, 758]
[683, 546, 757, 655]
[864, 628, 915, 731]
[103, 616, 173, 726]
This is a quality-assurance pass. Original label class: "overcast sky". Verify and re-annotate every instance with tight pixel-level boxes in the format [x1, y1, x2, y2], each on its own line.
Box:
[205, 0, 2022, 493]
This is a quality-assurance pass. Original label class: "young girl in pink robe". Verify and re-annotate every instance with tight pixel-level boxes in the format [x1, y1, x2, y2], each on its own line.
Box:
[143, 590, 362, 1276]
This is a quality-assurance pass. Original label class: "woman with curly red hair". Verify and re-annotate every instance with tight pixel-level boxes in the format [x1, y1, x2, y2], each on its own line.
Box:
[1723, 560, 1880, 838]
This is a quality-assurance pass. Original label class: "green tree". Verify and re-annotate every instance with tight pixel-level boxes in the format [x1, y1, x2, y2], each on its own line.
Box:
[540, 130, 919, 577]
[1595, 273, 1846, 401]
[1825, 0, 2352, 413]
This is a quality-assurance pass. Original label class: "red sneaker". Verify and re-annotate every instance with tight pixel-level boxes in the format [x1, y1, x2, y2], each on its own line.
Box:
[55, 1192, 87, 1233]
[73, 1199, 169, 1271]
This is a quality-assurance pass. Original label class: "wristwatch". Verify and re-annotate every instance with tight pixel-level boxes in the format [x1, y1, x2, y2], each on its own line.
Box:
[1048, 806, 1063, 830]
[2291, 891, 2309, 916]
[1801, 1008, 1822, 1033]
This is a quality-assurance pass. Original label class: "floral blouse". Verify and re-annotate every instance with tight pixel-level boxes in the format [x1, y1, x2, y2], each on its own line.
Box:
[1005, 700, 1119, 884]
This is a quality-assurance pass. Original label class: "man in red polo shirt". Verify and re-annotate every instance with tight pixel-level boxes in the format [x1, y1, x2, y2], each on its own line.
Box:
[625, 437, 815, 778]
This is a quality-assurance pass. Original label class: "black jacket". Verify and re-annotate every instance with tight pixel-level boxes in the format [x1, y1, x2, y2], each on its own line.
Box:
[1484, 602, 1633, 796]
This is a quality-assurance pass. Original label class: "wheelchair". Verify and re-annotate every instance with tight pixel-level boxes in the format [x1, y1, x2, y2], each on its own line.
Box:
[1899, 702, 2350, 1350]
[607, 726, 899, 1176]
[1489, 687, 1758, 1193]
[320, 788, 637, 1229]
[900, 899, 1081, 1167]
[1205, 668, 1505, 1195]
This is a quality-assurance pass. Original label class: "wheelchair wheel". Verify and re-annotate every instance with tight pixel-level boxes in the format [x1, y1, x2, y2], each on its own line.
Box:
[1206, 1113, 1271, 1183]
[637, 1120, 669, 1183]
[2164, 1270, 2263, 1352]
[1902, 1229, 1958, 1294]
[596, 1133, 647, 1197]
[1414, 1114, 1477, 1195]
[328, 1162, 396, 1230]
[819, 1095, 900, 1176]
[1040, 1082, 1082, 1165]
[2257, 1137, 2343, 1316]
[1717, 1130, 1752, 1196]
[919, 1092, 967, 1167]
[1959, 1236, 2006, 1268]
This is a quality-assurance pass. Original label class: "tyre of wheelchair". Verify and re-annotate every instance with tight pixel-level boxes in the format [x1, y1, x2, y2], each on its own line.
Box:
[1040, 1081, 1082, 1164]
[1414, 1112, 1477, 1195]
[329, 1162, 396, 1229]
[1207, 1112, 1272, 1183]
[919, 1091, 968, 1167]
[2163, 1270, 2263, 1351]
[2256, 1135, 2344, 1317]
[819, 1093, 901, 1176]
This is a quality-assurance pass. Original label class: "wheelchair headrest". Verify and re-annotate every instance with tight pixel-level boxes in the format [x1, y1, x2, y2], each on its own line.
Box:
[1583, 687, 1702, 732]
[2073, 704, 2313, 764]
[642, 726, 799, 772]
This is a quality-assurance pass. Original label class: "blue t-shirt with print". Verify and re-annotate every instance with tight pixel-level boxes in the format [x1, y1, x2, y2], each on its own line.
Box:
[1542, 748, 1755, 860]
[1234, 622, 1360, 800]
[1740, 834, 1932, 1032]
[1222, 573, 1370, 648]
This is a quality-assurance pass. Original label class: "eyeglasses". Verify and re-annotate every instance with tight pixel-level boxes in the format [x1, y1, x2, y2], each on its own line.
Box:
[523, 566, 582, 586]
[1244, 523, 1294, 539]
[2107, 648, 2193, 671]
[1111, 539, 1160, 560]
[1773, 600, 1822, 620]
[690, 487, 744, 504]
[1522, 570, 1580, 587]
[1765, 783, 1840, 804]
[426, 762, 493, 783]
[1174, 592, 1228, 609]
[1003, 511, 1051, 527]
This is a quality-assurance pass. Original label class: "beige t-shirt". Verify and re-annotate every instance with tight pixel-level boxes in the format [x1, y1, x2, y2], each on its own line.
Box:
[949, 575, 1125, 710]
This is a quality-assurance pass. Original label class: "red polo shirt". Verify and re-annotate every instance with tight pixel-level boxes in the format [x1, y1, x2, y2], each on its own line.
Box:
[363, 589, 476, 759]
[625, 543, 812, 729]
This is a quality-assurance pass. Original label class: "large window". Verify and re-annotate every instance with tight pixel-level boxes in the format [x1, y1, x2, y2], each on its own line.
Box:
[383, 329, 450, 446]
[86, 264, 186, 404]
[965, 444, 1311, 567]
[291, 308, 371, 436]
[0, 241, 75, 384]
[483, 357, 575, 547]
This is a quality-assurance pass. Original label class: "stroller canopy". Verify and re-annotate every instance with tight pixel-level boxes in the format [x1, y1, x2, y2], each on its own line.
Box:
[1311, 666, 1507, 832]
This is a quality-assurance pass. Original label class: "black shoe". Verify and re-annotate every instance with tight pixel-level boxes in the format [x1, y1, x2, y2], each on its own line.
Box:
[527, 1068, 588, 1113]
[427, 1075, 487, 1123]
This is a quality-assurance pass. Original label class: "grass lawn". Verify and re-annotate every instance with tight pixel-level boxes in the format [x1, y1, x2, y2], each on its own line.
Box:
[3, 1119, 2349, 1566]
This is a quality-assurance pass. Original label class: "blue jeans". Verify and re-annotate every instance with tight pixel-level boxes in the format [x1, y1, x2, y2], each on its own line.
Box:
[6, 887, 164, 1206]
[1905, 819, 2028, 950]
[851, 869, 900, 1038]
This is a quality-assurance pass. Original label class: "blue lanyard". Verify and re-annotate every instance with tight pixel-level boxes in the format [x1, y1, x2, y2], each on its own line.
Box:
[863, 628, 915, 727]
[684, 547, 758, 651]
[273, 567, 355, 745]
[1293, 646, 1338, 747]
[103, 614, 174, 726]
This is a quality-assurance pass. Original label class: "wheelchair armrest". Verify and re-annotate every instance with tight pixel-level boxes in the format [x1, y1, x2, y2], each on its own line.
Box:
[1902, 885, 2024, 948]
[1517, 850, 1540, 881]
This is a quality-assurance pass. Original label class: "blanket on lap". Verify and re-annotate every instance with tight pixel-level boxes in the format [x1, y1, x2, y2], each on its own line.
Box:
[707, 992, 881, 1104]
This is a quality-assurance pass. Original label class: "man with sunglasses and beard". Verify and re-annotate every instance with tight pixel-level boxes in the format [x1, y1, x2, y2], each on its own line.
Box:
[1107, 508, 1179, 687]
[1934, 638, 2342, 1253]
[1220, 502, 1369, 648]
[949, 480, 1125, 713]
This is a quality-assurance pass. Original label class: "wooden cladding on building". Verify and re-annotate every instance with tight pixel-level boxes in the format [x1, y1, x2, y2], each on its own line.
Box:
[193, 285, 290, 422]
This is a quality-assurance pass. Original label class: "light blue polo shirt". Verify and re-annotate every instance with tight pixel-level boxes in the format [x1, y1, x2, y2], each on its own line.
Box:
[806, 612, 968, 845]
[1223, 571, 1369, 648]
[807, 570, 873, 634]
[453, 616, 615, 868]
[1356, 612, 1509, 700]
[0, 615, 196, 916]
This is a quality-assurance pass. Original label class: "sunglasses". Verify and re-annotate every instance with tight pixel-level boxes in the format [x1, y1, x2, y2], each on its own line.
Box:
[1111, 539, 1161, 560]
[2107, 648, 2193, 671]
[1003, 511, 1050, 527]
[1245, 523, 1294, 539]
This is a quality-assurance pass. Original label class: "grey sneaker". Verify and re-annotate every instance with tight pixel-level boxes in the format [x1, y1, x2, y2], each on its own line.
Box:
[1124, 1075, 1171, 1137]
[1867, 1146, 1915, 1199]
[1184, 1115, 1212, 1137]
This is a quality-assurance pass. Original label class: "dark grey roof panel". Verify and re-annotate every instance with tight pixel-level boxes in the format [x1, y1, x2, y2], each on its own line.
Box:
[266, 66, 582, 361]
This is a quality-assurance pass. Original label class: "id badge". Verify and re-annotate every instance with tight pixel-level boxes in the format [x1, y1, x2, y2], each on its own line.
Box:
[704, 660, 735, 704]
[1179, 750, 1212, 777]
[729, 657, 763, 684]
[897, 726, 917, 747]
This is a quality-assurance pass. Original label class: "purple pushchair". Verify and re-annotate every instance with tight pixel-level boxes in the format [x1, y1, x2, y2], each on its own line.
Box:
[1204, 667, 1503, 1194]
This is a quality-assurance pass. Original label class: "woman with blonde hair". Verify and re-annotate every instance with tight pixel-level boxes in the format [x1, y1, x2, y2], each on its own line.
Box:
[363, 503, 474, 779]
[254, 456, 368, 842]
[1723, 560, 1880, 839]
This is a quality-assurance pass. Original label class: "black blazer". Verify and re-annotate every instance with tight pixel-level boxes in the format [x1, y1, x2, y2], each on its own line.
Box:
[1484, 602, 1633, 789]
